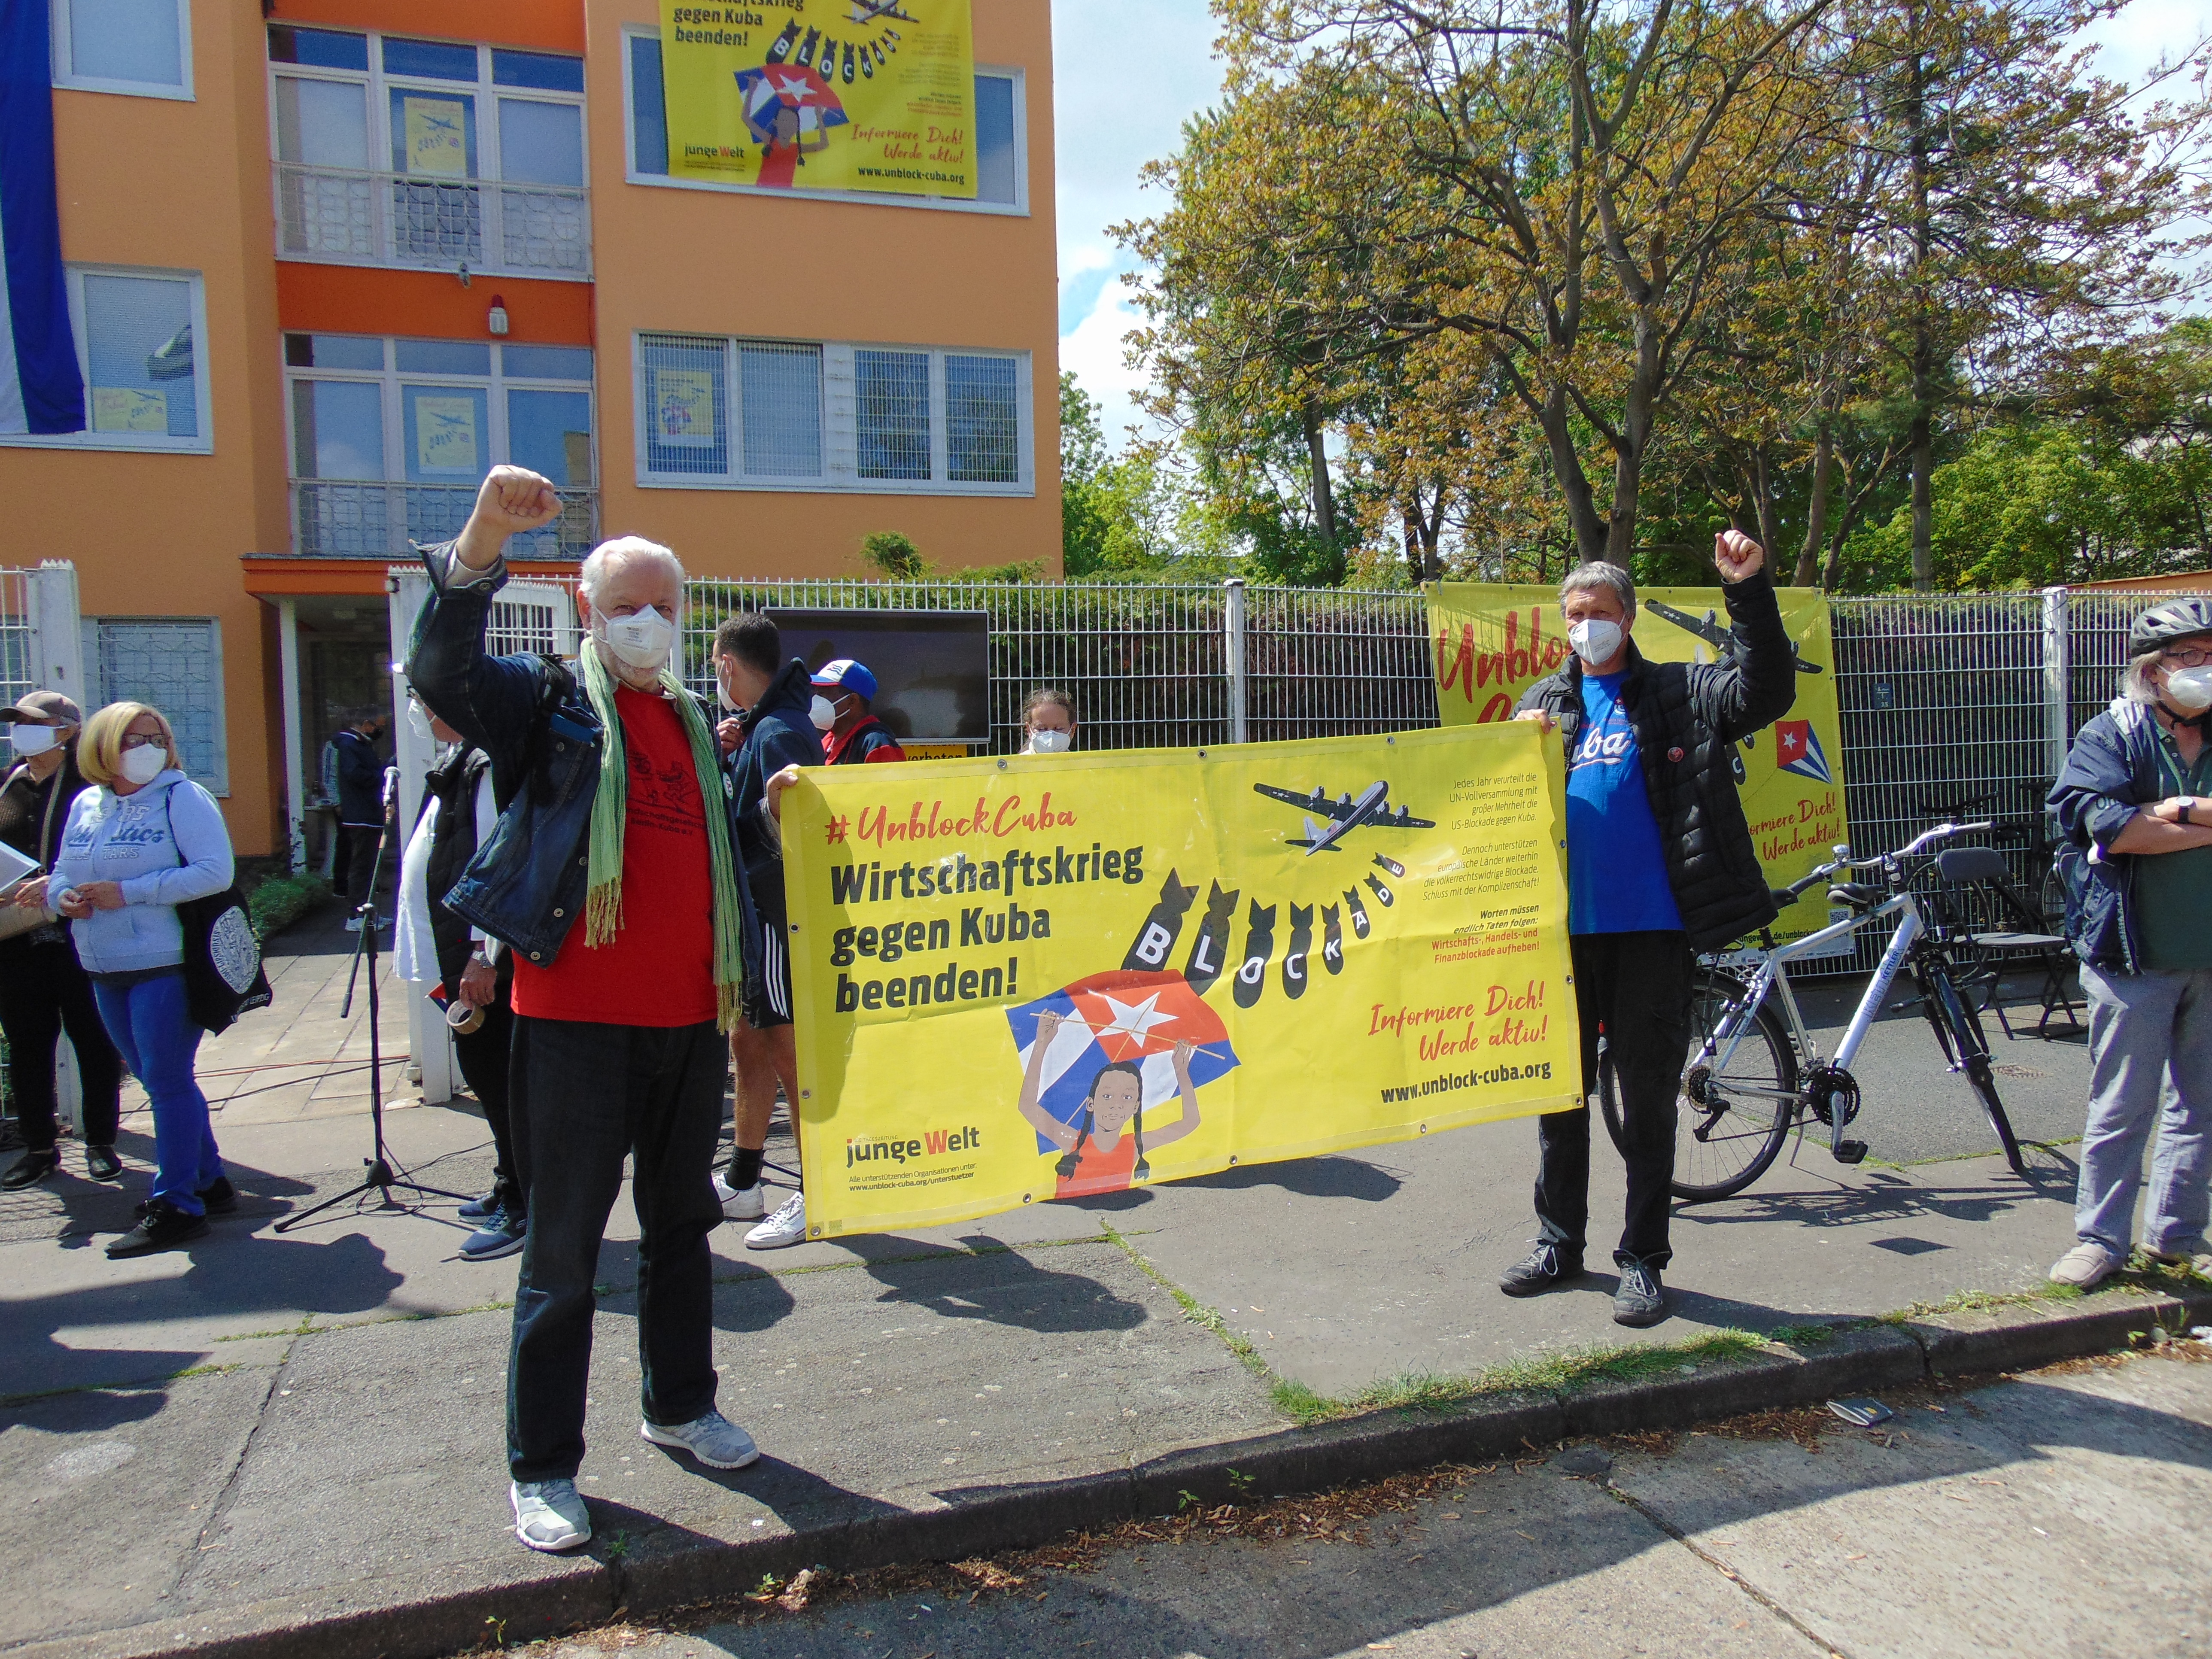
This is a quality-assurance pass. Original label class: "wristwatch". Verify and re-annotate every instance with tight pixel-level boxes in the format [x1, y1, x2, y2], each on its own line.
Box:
[2183, 799, 2196, 825]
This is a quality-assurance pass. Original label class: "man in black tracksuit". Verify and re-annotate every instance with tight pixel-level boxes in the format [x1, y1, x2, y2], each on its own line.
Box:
[334, 714, 392, 924]
[1504, 531, 1797, 1325]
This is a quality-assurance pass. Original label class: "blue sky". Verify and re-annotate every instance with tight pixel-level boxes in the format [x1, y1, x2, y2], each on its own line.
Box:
[1050, 0, 2209, 450]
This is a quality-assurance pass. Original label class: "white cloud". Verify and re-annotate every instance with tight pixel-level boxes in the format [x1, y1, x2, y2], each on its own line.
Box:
[1058, 270, 1157, 447]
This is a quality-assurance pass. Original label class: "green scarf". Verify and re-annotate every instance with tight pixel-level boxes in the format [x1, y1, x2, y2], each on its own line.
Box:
[577, 640, 747, 1031]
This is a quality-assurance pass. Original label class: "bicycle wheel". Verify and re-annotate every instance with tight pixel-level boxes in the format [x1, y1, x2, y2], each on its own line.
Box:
[1601, 967, 1799, 1202]
[1918, 961, 2029, 1177]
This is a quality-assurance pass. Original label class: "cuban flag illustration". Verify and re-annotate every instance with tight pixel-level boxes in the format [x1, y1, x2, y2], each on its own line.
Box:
[1773, 718, 1833, 785]
[0, 0, 85, 435]
[1006, 969, 1240, 1153]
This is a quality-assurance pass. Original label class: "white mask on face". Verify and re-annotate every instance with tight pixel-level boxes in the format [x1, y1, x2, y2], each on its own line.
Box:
[717, 679, 739, 714]
[1026, 729, 1072, 754]
[2163, 663, 2212, 714]
[119, 743, 167, 785]
[405, 702, 432, 741]
[810, 695, 839, 731]
[593, 608, 677, 676]
[1568, 618, 1624, 668]
[9, 723, 58, 757]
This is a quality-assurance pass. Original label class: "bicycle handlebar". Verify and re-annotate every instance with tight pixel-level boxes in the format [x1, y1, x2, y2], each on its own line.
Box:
[1783, 820, 1996, 892]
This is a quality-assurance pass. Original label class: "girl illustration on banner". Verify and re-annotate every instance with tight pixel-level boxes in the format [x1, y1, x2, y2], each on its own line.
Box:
[1017, 1010, 1201, 1198]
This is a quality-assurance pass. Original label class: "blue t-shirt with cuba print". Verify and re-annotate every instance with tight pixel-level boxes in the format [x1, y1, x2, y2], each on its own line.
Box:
[1565, 671, 1684, 936]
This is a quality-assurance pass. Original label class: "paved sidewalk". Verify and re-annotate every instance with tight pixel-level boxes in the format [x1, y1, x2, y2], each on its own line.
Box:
[0, 922, 2174, 1659]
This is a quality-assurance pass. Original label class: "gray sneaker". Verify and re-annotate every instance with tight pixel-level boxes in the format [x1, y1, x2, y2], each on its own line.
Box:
[641, 1408, 759, 1471]
[2049, 1240, 2124, 1289]
[510, 1479, 590, 1552]
[1613, 1256, 1668, 1327]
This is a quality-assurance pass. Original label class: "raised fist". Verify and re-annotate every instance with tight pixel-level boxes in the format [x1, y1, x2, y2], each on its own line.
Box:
[472, 466, 563, 536]
[1714, 529, 1765, 582]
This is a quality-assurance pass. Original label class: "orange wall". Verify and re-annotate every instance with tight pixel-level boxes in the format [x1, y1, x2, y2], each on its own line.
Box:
[583, 0, 1062, 578]
[276, 265, 596, 344]
[267, 0, 586, 54]
[5, 3, 290, 854]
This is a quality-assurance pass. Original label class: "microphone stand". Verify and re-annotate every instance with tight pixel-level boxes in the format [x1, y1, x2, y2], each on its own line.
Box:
[277, 777, 469, 1231]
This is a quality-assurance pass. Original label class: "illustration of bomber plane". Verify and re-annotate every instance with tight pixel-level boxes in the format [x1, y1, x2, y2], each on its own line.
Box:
[1644, 599, 1824, 675]
[1254, 781, 1434, 856]
[845, 0, 916, 21]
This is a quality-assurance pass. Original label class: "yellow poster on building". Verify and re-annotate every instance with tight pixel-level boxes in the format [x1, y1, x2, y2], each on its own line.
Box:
[652, 368, 717, 447]
[657, 0, 977, 198]
[1426, 583, 1849, 951]
[402, 96, 469, 178]
[91, 388, 167, 433]
[781, 724, 1582, 1241]
[413, 395, 480, 474]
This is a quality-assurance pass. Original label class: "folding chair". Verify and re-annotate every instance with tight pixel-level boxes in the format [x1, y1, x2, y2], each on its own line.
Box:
[1934, 846, 2083, 1039]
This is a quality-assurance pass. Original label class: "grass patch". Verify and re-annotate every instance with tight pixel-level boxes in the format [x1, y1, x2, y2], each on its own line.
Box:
[0, 1360, 240, 1409]
[245, 871, 333, 939]
[1273, 1330, 1767, 1428]
[1765, 1322, 1840, 1347]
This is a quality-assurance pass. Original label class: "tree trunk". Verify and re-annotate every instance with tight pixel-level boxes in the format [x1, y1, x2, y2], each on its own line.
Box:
[1752, 447, 1783, 565]
[1905, 16, 1936, 592]
[1794, 424, 1833, 587]
[1908, 407, 1935, 590]
[1303, 401, 1337, 553]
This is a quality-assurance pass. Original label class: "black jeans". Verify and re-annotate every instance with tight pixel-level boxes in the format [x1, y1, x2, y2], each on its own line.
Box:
[343, 825, 390, 914]
[452, 996, 520, 1217]
[0, 936, 123, 1151]
[1536, 930, 1694, 1268]
[505, 1015, 726, 1483]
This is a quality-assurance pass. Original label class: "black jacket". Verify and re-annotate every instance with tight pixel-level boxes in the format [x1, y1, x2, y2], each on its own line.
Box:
[421, 744, 514, 995]
[1516, 570, 1800, 952]
[2047, 696, 2188, 972]
[332, 727, 386, 826]
[0, 743, 89, 867]
[728, 659, 825, 877]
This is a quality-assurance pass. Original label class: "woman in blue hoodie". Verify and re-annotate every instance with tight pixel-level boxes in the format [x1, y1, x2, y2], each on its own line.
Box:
[48, 702, 236, 1258]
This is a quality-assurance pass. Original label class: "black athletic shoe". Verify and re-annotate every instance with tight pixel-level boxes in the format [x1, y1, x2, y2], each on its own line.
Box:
[106, 1198, 210, 1259]
[1, 1149, 60, 1191]
[1499, 1241, 1584, 1297]
[1613, 1257, 1668, 1327]
[134, 1176, 235, 1221]
[85, 1145, 123, 1182]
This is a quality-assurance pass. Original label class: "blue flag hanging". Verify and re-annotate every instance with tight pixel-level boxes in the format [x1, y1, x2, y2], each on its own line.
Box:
[0, 0, 85, 434]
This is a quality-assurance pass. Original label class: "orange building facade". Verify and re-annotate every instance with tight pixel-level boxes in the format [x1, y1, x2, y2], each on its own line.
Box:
[1, 0, 1059, 860]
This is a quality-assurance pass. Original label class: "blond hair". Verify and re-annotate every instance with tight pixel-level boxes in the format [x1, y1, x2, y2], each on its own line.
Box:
[79, 702, 180, 787]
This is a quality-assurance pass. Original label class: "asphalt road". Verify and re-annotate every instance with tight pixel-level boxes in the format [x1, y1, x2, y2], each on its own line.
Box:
[532, 1345, 2212, 1659]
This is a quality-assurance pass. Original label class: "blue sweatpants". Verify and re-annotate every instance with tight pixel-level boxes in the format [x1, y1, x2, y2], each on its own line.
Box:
[92, 970, 222, 1217]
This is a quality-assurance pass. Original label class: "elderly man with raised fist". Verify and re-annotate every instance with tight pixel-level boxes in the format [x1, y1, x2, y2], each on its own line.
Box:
[408, 466, 791, 1555]
[1504, 530, 1799, 1327]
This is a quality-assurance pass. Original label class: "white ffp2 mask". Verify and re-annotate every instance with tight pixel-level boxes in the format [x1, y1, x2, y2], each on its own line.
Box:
[119, 744, 167, 785]
[810, 696, 838, 730]
[9, 724, 58, 757]
[1569, 619, 1624, 667]
[2164, 663, 2212, 714]
[595, 609, 676, 676]
[1026, 729, 1072, 754]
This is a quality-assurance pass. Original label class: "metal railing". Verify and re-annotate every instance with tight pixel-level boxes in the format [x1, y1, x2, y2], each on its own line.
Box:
[273, 164, 591, 279]
[294, 481, 595, 561]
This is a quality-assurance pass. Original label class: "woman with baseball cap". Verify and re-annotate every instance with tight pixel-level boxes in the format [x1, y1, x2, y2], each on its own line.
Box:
[0, 692, 125, 1190]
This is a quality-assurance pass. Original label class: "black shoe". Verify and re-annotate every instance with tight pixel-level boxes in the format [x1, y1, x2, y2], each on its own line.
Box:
[85, 1145, 123, 1182]
[134, 1176, 235, 1220]
[1, 1149, 60, 1191]
[1500, 1240, 1584, 1297]
[106, 1198, 210, 1258]
[1613, 1257, 1668, 1327]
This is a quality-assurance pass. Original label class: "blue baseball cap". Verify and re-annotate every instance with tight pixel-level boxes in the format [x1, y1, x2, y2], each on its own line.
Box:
[810, 659, 878, 702]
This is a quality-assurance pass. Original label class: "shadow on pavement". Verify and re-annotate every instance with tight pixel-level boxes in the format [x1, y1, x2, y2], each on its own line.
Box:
[1180, 1154, 1406, 1203]
[0, 1129, 319, 1247]
[863, 1237, 1148, 1333]
[1680, 1164, 2071, 1233]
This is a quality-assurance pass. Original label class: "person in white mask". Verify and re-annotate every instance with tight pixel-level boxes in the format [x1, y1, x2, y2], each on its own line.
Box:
[1504, 532, 1797, 1327]
[408, 469, 784, 1555]
[2046, 596, 2212, 1289]
[1021, 687, 1077, 754]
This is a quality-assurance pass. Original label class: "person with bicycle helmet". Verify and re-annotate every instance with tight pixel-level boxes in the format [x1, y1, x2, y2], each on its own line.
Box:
[2046, 595, 2212, 1288]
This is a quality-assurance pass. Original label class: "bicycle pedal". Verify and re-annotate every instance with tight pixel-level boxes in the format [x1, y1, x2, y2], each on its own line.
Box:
[1832, 1140, 1868, 1166]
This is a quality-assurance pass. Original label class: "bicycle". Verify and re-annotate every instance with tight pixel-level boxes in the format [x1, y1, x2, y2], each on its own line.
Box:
[1596, 820, 2030, 1201]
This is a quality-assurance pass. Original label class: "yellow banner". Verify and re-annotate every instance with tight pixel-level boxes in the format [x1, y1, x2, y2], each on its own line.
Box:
[402, 96, 469, 178]
[413, 394, 480, 475]
[783, 725, 1583, 1240]
[1425, 583, 1848, 950]
[658, 0, 977, 197]
[91, 387, 167, 433]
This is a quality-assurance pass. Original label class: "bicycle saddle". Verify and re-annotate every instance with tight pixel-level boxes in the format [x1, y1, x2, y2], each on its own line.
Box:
[1828, 881, 1885, 908]
[1767, 890, 1801, 910]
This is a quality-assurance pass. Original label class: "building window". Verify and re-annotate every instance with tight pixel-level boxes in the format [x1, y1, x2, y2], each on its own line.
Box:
[51, 0, 191, 98]
[89, 619, 226, 793]
[284, 335, 596, 556]
[0, 268, 211, 454]
[267, 25, 588, 279]
[622, 30, 1026, 213]
[635, 335, 1030, 495]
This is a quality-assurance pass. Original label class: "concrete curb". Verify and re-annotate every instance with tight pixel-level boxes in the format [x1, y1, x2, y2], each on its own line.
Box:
[18, 1284, 2209, 1659]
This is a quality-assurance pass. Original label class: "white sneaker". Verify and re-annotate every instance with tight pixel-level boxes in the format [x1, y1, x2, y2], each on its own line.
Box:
[2048, 1240, 2124, 1289]
[510, 1479, 590, 1552]
[713, 1170, 765, 1221]
[745, 1191, 807, 1250]
[641, 1408, 759, 1470]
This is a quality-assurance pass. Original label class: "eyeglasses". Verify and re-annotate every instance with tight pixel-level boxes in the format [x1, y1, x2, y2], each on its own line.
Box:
[118, 732, 166, 750]
[2162, 644, 2211, 668]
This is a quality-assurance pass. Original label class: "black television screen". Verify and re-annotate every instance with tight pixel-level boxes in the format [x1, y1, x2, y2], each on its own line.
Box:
[766, 609, 991, 744]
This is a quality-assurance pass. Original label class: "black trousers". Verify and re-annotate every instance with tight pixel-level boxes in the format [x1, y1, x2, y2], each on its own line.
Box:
[505, 1014, 726, 1483]
[0, 936, 124, 1151]
[343, 824, 390, 913]
[1536, 930, 1694, 1268]
[452, 995, 520, 1217]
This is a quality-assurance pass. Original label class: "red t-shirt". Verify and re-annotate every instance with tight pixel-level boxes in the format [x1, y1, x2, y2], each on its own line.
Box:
[513, 685, 719, 1027]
